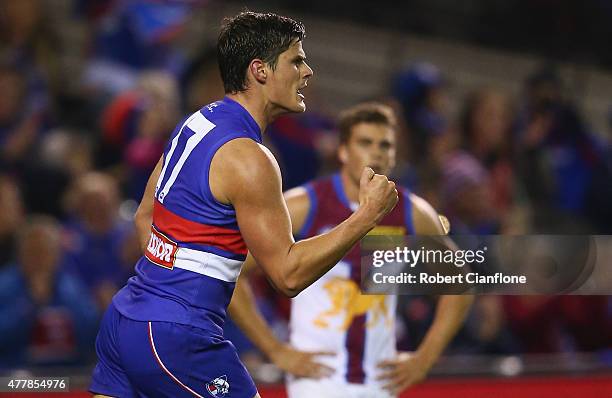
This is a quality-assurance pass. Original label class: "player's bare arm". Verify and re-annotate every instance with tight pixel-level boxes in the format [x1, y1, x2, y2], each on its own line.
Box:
[377, 194, 474, 395]
[228, 189, 334, 378]
[134, 156, 163, 251]
[213, 138, 397, 297]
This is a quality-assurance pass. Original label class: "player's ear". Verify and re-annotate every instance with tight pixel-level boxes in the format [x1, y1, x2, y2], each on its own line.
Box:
[249, 59, 267, 84]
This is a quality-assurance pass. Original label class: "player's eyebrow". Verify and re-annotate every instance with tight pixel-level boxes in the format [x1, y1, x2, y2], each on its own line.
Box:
[380, 139, 393, 148]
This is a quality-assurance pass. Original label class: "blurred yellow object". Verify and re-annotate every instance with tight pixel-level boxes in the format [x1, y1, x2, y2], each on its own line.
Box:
[438, 214, 451, 234]
[366, 226, 406, 236]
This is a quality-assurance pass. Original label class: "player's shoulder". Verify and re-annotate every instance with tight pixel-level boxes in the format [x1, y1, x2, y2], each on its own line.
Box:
[282, 176, 337, 232]
[216, 139, 278, 181]
[284, 173, 337, 205]
[408, 192, 448, 234]
[284, 185, 308, 201]
[210, 139, 281, 205]
[284, 184, 311, 217]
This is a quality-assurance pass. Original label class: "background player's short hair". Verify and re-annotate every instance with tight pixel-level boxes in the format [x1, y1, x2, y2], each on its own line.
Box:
[217, 11, 305, 94]
[337, 102, 397, 144]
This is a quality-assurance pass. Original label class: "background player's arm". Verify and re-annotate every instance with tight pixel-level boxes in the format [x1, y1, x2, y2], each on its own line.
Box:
[214, 139, 397, 297]
[228, 189, 333, 378]
[134, 157, 163, 251]
[411, 195, 474, 370]
[377, 195, 474, 395]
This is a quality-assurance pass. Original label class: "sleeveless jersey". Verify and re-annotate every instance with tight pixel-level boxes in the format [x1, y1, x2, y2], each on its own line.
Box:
[113, 97, 261, 337]
[289, 173, 414, 386]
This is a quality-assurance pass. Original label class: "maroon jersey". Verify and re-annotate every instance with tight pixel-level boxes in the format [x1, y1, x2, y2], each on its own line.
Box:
[289, 173, 414, 385]
[298, 172, 414, 282]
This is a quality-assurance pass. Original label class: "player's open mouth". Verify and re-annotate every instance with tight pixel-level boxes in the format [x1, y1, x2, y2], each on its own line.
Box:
[297, 88, 304, 99]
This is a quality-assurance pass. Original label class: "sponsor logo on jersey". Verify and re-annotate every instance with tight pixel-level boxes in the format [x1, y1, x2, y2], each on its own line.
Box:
[206, 375, 229, 397]
[145, 226, 178, 269]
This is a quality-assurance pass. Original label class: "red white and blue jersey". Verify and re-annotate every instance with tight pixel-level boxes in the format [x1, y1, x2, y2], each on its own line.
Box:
[289, 173, 414, 387]
[113, 97, 261, 337]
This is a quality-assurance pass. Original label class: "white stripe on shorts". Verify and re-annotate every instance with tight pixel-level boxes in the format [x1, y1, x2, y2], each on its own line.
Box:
[148, 322, 205, 398]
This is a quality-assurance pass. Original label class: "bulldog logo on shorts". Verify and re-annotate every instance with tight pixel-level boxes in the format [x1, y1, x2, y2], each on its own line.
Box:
[206, 375, 229, 397]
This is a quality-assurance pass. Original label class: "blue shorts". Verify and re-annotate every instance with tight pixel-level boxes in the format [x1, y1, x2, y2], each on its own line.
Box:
[90, 303, 257, 398]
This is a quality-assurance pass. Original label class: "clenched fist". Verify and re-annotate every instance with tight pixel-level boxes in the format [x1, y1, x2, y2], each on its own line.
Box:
[358, 167, 398, 225]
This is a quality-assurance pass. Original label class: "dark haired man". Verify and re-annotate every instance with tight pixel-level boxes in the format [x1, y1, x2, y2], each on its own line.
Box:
[229, 102, 473, 397]
[90, 12, 398, 398]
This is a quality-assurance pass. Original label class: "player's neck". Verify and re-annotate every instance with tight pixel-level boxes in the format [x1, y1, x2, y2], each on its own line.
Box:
[340, 169, 360, 205]
[226, 92, 269, 133]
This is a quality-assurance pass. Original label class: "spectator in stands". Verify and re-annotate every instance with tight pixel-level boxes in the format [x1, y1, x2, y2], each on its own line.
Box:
[515, 65, 612, 232]
[38, 129, 93, 180]
[390, 63, 454, 208]
[0, 61, 49, 169]
[458, 87, 528, 233]
[0, 216, 98, 368]
[62, 172, 133, 310]
[266, 112, 337, 190]
[558, 296, 611, 352]
[81, 0, 194, 94]
[0, 0, 61, 94]
[180, 46, 226, 114]
[0, 175, 24, 268]
[391, 62, 452, 168]
[19, 129, 93, 217]
[441, 152, 499, 234]
[502, 296, 565, 353]
[460, 89, 513, 210]
[99, 70, 179, 199]
[501, 286, 609, 354]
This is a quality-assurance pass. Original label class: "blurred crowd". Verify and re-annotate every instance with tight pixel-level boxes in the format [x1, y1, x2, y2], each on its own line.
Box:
[0, 0, 611, 376]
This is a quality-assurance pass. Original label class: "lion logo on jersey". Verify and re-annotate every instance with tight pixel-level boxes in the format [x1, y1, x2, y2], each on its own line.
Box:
[313, 277, 391, 330]
[206, 375, 229, 397]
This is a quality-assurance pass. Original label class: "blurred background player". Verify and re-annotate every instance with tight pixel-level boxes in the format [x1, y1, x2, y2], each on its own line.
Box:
[90, 11, 398, 398]
[229, 102, 473, 397]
